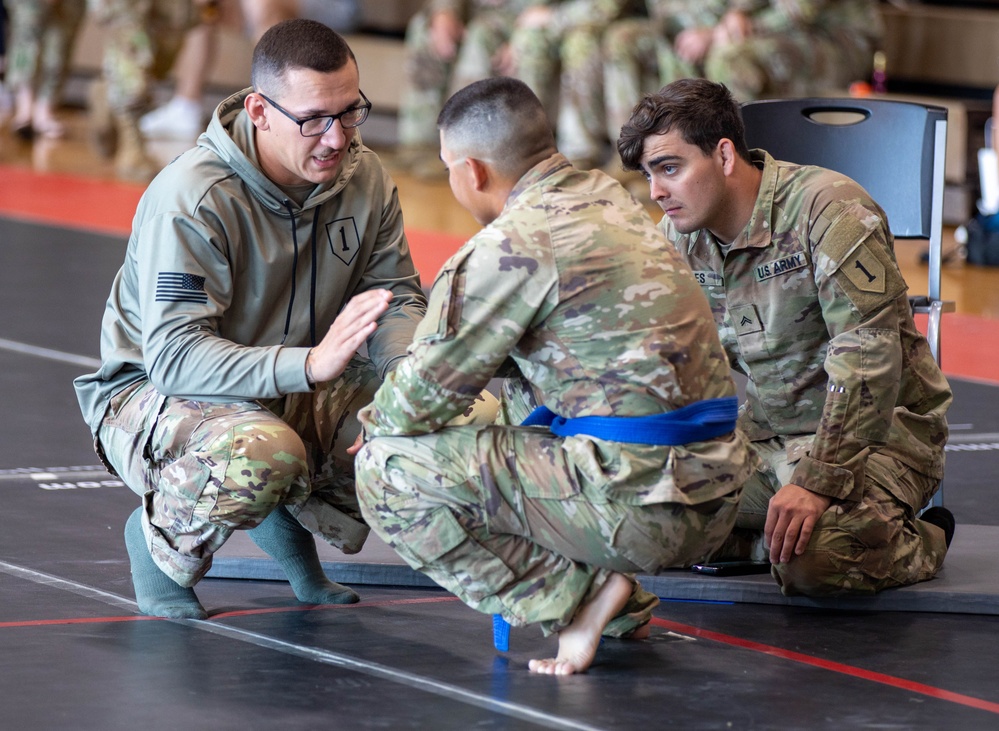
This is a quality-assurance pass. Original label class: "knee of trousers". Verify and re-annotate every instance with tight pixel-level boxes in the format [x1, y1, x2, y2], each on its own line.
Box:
[354, 438, 412, 527]
[208, 420, 310, 528]
[772, 512, 902, 597]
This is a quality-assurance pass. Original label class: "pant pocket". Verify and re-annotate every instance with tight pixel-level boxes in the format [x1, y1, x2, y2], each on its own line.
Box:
[390, 507, 515, 603]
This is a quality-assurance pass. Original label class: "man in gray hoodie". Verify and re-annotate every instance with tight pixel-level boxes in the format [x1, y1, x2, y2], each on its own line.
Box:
[74, 19, 428, 619]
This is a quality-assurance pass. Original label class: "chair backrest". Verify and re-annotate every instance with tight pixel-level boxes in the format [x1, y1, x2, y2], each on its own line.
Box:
[740, 97, 948, 300]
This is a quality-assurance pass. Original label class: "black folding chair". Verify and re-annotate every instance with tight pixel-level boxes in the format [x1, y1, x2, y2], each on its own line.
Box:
[740, 97, 953, 508]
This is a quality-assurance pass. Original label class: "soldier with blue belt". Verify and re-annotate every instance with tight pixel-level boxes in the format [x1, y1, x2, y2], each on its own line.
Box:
[355, 77, 755, 675]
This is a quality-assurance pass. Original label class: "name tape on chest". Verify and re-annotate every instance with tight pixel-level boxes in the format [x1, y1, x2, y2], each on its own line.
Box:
[692, 271, 724, 287]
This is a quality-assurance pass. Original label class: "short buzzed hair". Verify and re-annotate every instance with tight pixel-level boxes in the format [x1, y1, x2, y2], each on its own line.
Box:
[617, 78, 752, 171]
[251, 18, 356, 96]
[437, 77, 556, 179]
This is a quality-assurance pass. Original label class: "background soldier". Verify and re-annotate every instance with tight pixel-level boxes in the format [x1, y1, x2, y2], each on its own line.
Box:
[602, 0, 882, 184]
[355, 77, 754, 675]
[5, 0, 87, 139]
[395, 0, 535, 178]
[87, 0, 202, 180]
[501, 0, 641, 168]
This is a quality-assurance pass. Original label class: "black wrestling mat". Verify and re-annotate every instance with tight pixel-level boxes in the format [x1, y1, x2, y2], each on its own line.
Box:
[207, 523, 999, 616]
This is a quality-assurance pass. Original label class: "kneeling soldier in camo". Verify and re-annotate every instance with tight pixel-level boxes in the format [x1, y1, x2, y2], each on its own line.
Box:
[617, 78, 954, 596]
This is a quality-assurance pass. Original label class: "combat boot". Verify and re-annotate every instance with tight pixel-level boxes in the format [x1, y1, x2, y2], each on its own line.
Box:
[87, 79, 116, 159]
[113, 113, 159, 183]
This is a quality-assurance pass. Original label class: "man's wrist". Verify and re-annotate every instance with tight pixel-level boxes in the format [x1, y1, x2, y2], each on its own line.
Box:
[305, 348, 316, 385]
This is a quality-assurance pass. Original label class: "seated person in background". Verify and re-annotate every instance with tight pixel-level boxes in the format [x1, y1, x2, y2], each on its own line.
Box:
[602, 0, 727, 171]
[395, 0, 536, 178]
[5, 0, 86, 139]
[498, 0, 643, 169]
[140, 0, 361, 140]
[354, 77, 755, 675]
[617, 78, 955, 597]
[88, 0, 207, 180]
[602, 0, 882, 182]
[74, 20, 428, 619]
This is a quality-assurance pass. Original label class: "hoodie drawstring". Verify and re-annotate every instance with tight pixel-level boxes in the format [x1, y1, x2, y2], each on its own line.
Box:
[280, 202, 320, 347]
[309, 207, 319, 347]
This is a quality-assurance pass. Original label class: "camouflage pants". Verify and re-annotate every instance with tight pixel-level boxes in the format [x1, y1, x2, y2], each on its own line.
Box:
[88, 0, 197, 113]
[508, 25, 562, 135]
[5, 0, 86, 102]
[603, 18, 696, 146]
[398, 9, 517, 148]
[728, 438, 947, 596]
[552, 24, 611, 164]
[355, 418, 741, 636]
[702, 34, 873, 102]
[97, 357, 380, 587]
[603, 18, 873, 133]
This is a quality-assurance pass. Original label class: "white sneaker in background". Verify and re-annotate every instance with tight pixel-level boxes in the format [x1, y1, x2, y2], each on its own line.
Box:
[140, 96, 204, 139]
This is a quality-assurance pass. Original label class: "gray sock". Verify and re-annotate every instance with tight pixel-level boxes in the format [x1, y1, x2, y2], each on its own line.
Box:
[248, 505, 359, 605]
[124, 508, 207, 619]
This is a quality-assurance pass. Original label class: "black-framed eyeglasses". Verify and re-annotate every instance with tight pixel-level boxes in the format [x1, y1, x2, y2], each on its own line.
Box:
[258, 90, 371, 136]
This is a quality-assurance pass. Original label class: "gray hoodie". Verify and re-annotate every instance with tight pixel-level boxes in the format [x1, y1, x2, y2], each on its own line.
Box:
[74, 88, 427, 433]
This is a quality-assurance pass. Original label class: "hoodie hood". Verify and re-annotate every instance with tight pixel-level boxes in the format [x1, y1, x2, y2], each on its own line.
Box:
[199, 87, 365, 216]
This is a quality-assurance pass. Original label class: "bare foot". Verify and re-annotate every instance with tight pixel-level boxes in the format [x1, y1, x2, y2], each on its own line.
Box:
[528, 572, 634, 676]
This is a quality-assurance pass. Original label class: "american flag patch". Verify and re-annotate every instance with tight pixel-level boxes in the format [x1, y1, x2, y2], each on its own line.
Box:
[155, 272, 208, 303]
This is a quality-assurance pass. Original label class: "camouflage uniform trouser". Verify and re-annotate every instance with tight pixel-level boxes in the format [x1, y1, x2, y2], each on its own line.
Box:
[6, 0, 86, 102]
[87, 0, 197, 113]
[355, 418, 741, 637]
[603, 18, 697, 147]
[603, 18, 873, 134]
[730, 437, 948, 596]
[551, 24, 612, 164]
[398, 9, 517, 148]
[507, 25, 563, 141]
[702, 33, 874, 102]
[96, 356, 380, 587]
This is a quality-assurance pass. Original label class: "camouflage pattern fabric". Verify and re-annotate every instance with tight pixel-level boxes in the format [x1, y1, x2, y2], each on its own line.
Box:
[604, 0, 882, 146]
[97, 356, 381, 587]
[603, 1, 727, 144]
[399, 1, 534, 148]
[5, 0, 86, 103]
[356, 154, 755, 635]
[87, 0, 197, 112]
[665, 150, 952, 596]
[724, 439, 948, 595]
[508, 0, 640, 163]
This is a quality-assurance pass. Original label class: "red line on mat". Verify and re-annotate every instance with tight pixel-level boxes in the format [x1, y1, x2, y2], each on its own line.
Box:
[652, 617, 999, 715]
[0, 595, 461, 629]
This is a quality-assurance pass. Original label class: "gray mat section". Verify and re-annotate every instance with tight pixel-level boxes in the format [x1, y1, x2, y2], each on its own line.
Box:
[208, 524, 999, 615]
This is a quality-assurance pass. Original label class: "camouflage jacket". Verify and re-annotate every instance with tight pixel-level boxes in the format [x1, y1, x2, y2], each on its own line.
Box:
[662, 150, 952, 503]
[360, 153, 754, 506]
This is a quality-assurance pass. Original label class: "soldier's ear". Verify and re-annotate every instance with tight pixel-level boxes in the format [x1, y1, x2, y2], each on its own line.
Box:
[717, 138, 738, 175]
[466, 158, 490, 191]
[246, 93, 269, 130]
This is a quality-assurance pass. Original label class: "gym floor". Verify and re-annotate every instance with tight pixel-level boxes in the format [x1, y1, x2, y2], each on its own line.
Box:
[2, 113, 999, 730]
